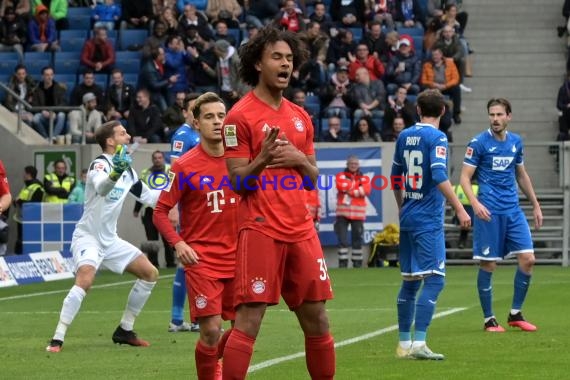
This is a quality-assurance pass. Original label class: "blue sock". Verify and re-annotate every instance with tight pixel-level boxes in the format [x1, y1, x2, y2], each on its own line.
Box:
[171, 267, 187, 325]
[397, 280, 421, 337]
[512, 267, 531, 311]
[477, 269, 493, 318]
[415, 275, 445, 340]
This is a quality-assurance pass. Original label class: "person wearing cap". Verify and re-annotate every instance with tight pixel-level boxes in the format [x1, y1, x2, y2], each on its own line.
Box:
[28, 4, 60, 52]
[210, 38, 248, 109]
[240, 23, 259, 46]
[0, 7, 27, 61]
[321, 64, 351, 119]
[68, 92, 104, 144]
[31, 0, 69, 30]
[385, 34, 421, 95]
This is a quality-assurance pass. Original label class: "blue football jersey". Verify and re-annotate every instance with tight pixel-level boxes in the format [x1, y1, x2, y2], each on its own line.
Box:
[463, 129, 524, 214]
[392, 123, 449, 231]
[170, 123, 200, 160]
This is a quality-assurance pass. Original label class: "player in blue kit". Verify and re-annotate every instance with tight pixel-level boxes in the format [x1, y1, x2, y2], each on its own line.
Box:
[167, 93, 201, 333]
[392, 89, 471, 360]
[460, 98, 543, 333]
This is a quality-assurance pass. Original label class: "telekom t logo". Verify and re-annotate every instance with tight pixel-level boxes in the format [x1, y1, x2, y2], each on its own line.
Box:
[206, 190, 237, 213]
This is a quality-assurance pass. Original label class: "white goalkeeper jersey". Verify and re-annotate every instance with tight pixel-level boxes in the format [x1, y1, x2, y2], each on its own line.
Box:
[73, 153, 160, 248]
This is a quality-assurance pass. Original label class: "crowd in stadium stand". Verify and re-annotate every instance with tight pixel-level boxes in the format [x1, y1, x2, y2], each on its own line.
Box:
[0, 0, 473, 144]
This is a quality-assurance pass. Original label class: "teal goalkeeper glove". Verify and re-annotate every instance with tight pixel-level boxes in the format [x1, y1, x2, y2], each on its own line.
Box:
[109, 144, 132, 181]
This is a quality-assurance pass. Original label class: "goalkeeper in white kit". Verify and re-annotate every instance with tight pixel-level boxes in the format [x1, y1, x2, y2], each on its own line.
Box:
[46, 120, 161, 353]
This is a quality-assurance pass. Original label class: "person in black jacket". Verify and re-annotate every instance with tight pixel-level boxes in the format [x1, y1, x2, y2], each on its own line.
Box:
[127, 89, 164, 143]
[13, 165, 45, 254]
[105, 68, 135, 125]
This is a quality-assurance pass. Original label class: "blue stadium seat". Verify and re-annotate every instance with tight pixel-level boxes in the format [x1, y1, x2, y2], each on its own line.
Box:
[115, 58, 140, 74]
[227, 28, 241, 46]
[55, 74, 78, 85]
[371, 117, 384, 132]
[54, 52, 81, 75]
[122, 73, 138, 87]
[67, 16, 92, 30]
[305, 94, 320, 105]
[23, 52, 52, 76]
[90, 29, 118, 39]
[349, 27, 363, 42]
[305, 103, 321, 118]
[0, 74, 10, 102]
[67, 7, 92, 17]
[0, 57, 19, 76]
[60, 81, 76, 103]
[119, 29, 149, 51]
[397, 27, 424, 37]
[93, 73, 108, 88]
[60, 30, 88, 52]
[406, 95, 417, 104]
[412, 36, 423, 59]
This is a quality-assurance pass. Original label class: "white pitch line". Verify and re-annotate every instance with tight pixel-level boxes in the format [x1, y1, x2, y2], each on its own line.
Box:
[248, 307, 466, 373]
[0, 274, 175, 302]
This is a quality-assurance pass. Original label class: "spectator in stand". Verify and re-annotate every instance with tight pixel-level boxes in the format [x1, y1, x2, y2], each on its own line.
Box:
[162, 91, 186, 137]
[4, 64, 35, 125]
[349, 67, 386, 120]
[31, 66, 67, 140]
[164, 34, 192, 105]
[120, 0, 153, 30]
[383, 85, 417, 129]
[556, 71, 570, 141]
[348, 42, 385, 82]
[28, 4, 60, 52]
[290, 88, 319, 129]
[335, 155, 371, 268]
[68, 92, 103, 144]
[153, 0, 178, 16]
[80, 27, 115, 74]
[274, 0, 305, 33]
[142, 21, 169, 60]
[433, 25, 471, 92]
[213, 19, 237, 46]
[0, 160, 10, 256]
[187, 31, 218, 93]
[385, 34, 421, 95]
[366, 0, 396, 28]
[321, 115, 350, 142]
[176, 0, 205, 14]
[70, 70, 105, 109]
[245, 0, 281, 29]
[320, 64, 352, 118]
[441, 3, 469, 50]
[381, 114, 405, 141]
[13, 165, 44, 254]
[158, 6, 179, 36]
[393, 0, 422, 29]
[421, 47, 462, 124]
[177, 4, 212, 41]
[383, 30, 399, 63]
[44, 158, 75, 204]
[0, 1, 30, 19]
[240, 23, 259, 46]
[206, 0, 242, 29]
[211, 39, 248, 109]
[32, 0, 68, 30]
[351, 116, 381, 142]
[330, 0, 366, 28]
[326, 28, 357, 71]
[0, 7, 26, 61]
[92, 0, 121, 31]
[299, 21, 329, 64]
[106, 69, 135, 126]
[138, 46, 179, 112]
[309, 1, 334, 34]
[127, 89, 164, 143]
[361, 21, 388, 62]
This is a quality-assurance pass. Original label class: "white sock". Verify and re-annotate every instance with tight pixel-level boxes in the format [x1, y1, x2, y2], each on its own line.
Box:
[510, 309, 520, 315]
[399, 340, 412, 349]
[484, 316, 496, 323]
[412, 340, 426, 349]
[53, 285, 87, 341]
[120, 279, 156, 331]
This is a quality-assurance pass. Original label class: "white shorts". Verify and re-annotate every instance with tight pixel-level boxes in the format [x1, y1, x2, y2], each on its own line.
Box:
[71, 234, 142, 274]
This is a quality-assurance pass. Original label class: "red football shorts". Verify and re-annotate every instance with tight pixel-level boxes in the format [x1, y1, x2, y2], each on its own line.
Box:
[185, 268, 236, 321]
[233, 229, 334, 309]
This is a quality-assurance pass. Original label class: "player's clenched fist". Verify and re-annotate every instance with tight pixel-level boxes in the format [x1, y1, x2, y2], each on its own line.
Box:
[110, 144, 132, 181]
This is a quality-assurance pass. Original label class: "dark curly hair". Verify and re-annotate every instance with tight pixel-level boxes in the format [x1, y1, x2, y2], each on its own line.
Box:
[238, 26, 308, 87]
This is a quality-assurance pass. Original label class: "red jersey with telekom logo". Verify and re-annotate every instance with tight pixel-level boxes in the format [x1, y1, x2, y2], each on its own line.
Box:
[154, 145, 238, 278]
[0, 160, 9, 195]
[223, 91, 316, 243]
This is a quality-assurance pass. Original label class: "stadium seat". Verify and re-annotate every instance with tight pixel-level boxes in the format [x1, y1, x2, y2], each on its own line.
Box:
[412, 36, 424, 59]
[60, 30, 88, 52]
[397, 27, 424, 37]
[349, 27, 363, 42]
[60, 80, 76, 103]
[371, 117, 384, 132]
[305, 103, 321, 118]
[67, 16, 92, 30]
[0, 74, 10, 103]
[114, 51, 141, 74]
[119, 29, 149, 51]
[227, 28, 241, 46]
[306, 94, 320, 105]
[67, 7, 92, 17]
[122, 73, 138, 87]
[406, 95, 417, 104]
[53, 52, 81, 75]
[23, 52, 52, 76]
[0, 55, 19, 76]
[90, 29, 118, 39]
[55, 74, 78, 85]
[93, 73, 109, 89]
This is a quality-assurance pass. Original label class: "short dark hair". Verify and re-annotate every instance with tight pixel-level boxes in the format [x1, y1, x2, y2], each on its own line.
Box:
[95, 120, 122, 150]
[238, 26, 308, 87]
[41, 66, 54, 75]
[183, 92, 201, 111]
[24, 165, 37, 178]
[53, 159, 66, 168]
[417, 89, 446, 118]
[14, 64, 26, 73]
[192, 92, 225, 119]
[487, 98, 512, 115]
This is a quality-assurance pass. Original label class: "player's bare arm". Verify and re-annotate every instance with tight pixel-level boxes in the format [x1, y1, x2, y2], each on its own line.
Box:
[437, 180, 471, 228]
[460, 164, 491, 222]
[226, 127, 287, 194]
[515, 165, 543, 230]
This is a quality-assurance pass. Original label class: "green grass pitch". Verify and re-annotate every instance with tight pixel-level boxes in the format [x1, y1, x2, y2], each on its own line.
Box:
[2, 266, 569, 379]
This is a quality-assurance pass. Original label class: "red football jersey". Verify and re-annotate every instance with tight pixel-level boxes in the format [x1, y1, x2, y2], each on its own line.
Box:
[154, 145, 238, 278]
[223, 91, 316, 242]
[0, 160, 9, 196]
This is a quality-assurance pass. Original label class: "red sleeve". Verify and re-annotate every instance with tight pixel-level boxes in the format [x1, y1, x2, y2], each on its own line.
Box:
[0, 161, 10, 195]
[152, 162, 183, 246]
[375, 58, 385, 79]
[80, 40, 95, 68]
[223, 112, 252, 159]
[103, 42, 116, 66]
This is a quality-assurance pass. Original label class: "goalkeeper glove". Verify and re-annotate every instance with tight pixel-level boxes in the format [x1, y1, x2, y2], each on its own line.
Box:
[109, 144, 132, 181]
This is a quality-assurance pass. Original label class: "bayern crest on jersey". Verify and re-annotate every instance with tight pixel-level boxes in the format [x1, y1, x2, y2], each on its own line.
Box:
[292, 117, 304, 132]
[195, 295, 207, 309]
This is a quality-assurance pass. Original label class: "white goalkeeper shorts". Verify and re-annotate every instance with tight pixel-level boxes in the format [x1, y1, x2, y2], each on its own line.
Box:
[71, 234, 142, 274]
